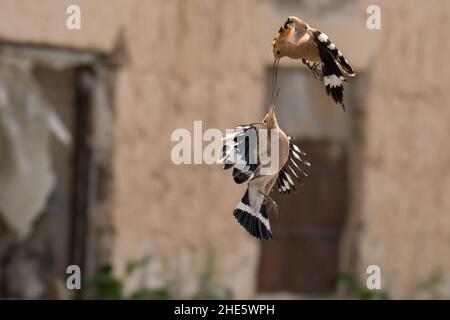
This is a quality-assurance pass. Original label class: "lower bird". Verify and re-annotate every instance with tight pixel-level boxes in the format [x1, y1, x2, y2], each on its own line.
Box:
[220, 105, 309, 240]
[272, 16, 355, 110]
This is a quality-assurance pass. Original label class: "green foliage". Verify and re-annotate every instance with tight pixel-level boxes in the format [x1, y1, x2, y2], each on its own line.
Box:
[86, 256, 172, 300]
[337, 272, 389, 300]
[192, 246, 232, 300]
[86, 249, 232, 300]
[416, 270, 445, 299]
[129, 287, 172, 300]
[125, 256, 151, 276]
[88, 264, 123, 299]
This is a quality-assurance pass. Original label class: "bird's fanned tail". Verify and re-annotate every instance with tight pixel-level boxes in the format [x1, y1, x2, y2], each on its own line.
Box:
[233, 187, 273, 240]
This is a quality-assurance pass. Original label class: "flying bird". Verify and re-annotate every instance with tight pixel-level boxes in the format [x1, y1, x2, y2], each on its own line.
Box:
[272, 16, 355, 109]
[220, 105, 309, 240]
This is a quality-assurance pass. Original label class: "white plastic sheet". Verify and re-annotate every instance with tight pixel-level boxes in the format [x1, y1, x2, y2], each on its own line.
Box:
[0, 65, 71, 237]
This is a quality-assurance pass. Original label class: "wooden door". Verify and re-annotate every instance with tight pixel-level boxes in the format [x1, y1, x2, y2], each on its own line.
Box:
[258, 140, 348, 295]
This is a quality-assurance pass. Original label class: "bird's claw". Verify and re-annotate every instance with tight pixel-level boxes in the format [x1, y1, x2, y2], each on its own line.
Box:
[263, 195, 279, 218]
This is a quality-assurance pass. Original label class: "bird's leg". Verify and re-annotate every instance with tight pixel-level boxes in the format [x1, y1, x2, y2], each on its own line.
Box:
[311, 63, 322, 80]
[312, 65, 319, 79]
[258, 190, 279, 218]
[310, 63, 318, 79]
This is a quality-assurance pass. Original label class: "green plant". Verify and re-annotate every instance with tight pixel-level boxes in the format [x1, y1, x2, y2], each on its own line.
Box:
[86, 249, 233, 300]
[86, 256, 172, 300]
[191, 246, 232, 300]
[337, 272, 389, 300]
[88, 264, 123, 299]
[416, 270, 445, 299]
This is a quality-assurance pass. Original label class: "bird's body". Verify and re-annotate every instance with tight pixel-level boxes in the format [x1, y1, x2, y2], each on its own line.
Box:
[221, 105, 309, 239]
[275, 27, 319, 61]
[272, 16, 355, 109]
[247, 124, 289, 196]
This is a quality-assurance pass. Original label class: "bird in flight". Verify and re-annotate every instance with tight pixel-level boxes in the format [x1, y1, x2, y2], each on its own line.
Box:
[272, 16, 355, 110]
[220, 105, 309, 239]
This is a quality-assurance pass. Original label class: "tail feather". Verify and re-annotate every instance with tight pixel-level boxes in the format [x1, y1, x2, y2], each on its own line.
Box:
[319, 49, 346, 109]
[309, 33, 347, 109]
[233, 188, 272, 240]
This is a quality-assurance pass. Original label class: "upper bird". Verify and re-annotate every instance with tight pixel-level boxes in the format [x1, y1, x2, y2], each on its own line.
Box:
[272, 16, 355, 110]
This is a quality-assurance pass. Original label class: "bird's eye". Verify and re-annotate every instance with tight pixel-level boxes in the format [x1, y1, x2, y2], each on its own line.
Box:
[276, 50, 281, 55]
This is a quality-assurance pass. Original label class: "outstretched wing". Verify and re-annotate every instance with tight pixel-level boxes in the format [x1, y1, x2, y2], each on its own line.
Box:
[221, 125, 260, 184]
[307, 29, 355, 109]
[308, 29, 355, 76]
[276, 137, 310, 194]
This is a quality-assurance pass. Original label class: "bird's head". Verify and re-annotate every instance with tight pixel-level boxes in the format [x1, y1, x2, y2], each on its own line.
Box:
[262, 105, 278, 129]
[272, 16, 308, 59]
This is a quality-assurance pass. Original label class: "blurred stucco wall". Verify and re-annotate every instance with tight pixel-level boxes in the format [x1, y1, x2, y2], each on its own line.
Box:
[0, 0, 270, 298]
[0, 0, 449, 299]
[354, 1, 450, 298]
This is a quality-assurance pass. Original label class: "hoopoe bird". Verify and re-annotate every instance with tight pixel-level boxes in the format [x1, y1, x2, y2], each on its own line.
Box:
[220, 105, 309, 240]
[272, 16, 355, 110]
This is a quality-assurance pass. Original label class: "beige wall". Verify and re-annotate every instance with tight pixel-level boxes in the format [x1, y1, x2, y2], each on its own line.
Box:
[111, 1, 268, 298]
[355, 1, 450, 298]
[0, 0, 270, 298]
[1, 0, 449, 299]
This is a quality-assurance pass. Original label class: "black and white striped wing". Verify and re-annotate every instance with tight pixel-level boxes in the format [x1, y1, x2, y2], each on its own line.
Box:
[277, 137, 310, 194]
[309, 29, 355, 77]
[308, 29, 355, 109]
[221, 125, 260, 184]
